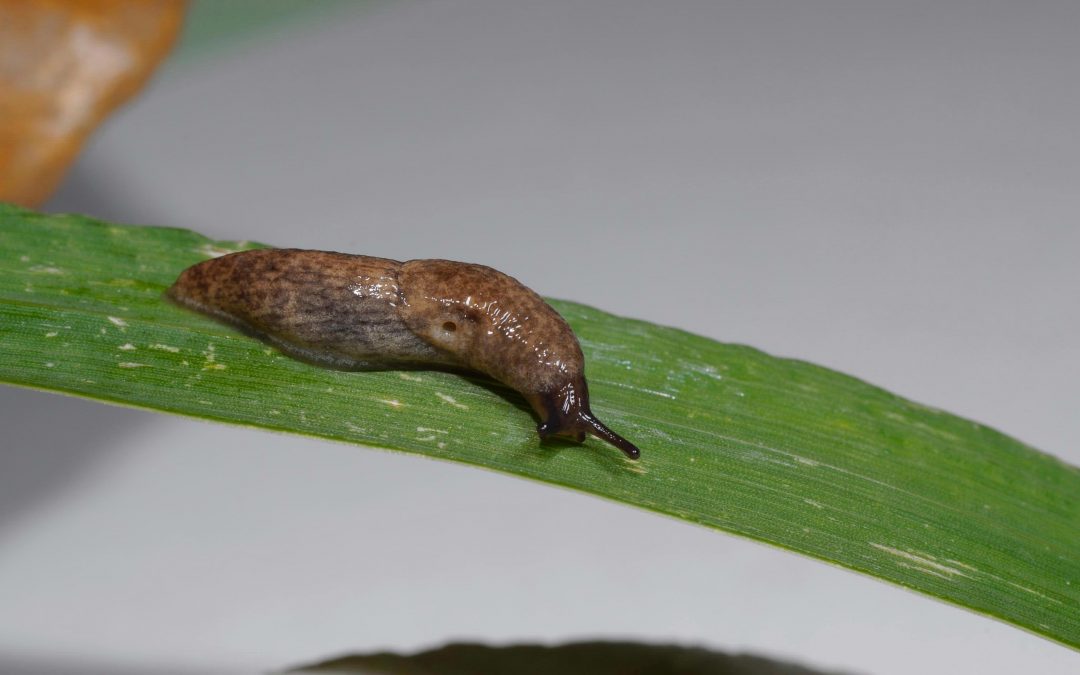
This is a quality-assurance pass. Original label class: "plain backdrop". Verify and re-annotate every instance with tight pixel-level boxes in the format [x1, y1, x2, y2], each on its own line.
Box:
[1, 1, 1078, 673]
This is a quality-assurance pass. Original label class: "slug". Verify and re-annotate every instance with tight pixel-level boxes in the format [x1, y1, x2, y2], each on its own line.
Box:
[167, 249, 641, 459]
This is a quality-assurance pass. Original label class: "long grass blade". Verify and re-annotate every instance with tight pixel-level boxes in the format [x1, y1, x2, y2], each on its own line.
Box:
[1, 204, 1077, 649]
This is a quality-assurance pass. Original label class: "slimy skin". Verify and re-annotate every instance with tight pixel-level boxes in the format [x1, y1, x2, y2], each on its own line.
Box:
[167, 249, 641, 459]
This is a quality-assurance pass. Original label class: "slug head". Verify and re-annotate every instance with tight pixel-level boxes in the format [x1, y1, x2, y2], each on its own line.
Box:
[397, 259, 640, 460]
[397, 259, 584, 393]
[526, 376, 641, 460]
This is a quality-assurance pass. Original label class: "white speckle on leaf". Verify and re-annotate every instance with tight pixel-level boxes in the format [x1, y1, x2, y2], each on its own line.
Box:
[29, 265, 64, 275]
[379, 399, 404, 408]
[416, 435, 437, 442]
[417, 427, 449, 434]
[118, 362, 148, 369]
[793, 455, 820, 467]
[44, 362, 55, 368]
[107, 316, 128, 328]
[608, 381, 676, 400]
[150, 344, 180, 353]
[803, 499, 824, 509]
[399, 372, 424, 382]
[1007, 581, 1063, 605]
[871, 544, 969, 579]
[686, 362, 725, 381]
[437, 442, 447, 450]
[44, 331, 58, 338]
[201, 344, 226, 370]
[944, 559, 979, 573]
[118, 343, 136, 351]
[436, 392, 468, 409]
[744, 449, 796, 468]
[20, 255, 30, 262]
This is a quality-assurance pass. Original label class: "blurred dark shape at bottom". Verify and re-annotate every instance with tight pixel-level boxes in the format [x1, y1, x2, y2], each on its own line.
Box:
[287, 641, 860, 675]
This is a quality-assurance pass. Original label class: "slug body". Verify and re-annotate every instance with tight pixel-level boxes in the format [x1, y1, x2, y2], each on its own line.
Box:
[168, 249, 640, 459]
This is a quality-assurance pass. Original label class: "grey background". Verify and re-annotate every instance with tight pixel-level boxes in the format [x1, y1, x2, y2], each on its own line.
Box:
[2, 1, 1078, 673]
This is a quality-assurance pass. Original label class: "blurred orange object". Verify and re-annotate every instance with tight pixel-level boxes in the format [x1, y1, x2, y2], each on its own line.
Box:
[0, 0, 186, 207]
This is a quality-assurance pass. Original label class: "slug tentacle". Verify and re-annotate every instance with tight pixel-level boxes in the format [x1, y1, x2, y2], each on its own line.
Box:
[169, 249, 642, 459]
[529, 375, 641, 460]
[578, 413, 641, 460]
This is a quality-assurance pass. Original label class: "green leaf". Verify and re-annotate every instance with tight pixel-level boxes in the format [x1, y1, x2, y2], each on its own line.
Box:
[2, 203, 1078, 649]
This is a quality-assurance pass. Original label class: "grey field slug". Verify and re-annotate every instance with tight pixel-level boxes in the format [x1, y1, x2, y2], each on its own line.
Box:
[167, 249, 641, 459]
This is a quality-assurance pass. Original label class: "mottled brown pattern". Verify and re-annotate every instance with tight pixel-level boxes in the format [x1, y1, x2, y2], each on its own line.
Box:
[169, 249, 640, 458]
[397, 259, 584, 395]
[167, 249, 444, 368]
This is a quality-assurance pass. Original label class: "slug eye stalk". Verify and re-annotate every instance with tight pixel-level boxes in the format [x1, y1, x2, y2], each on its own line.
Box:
[538, 413, 641, 460]
[580, 413, 642, 460]
[531, 377, 640, 460]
